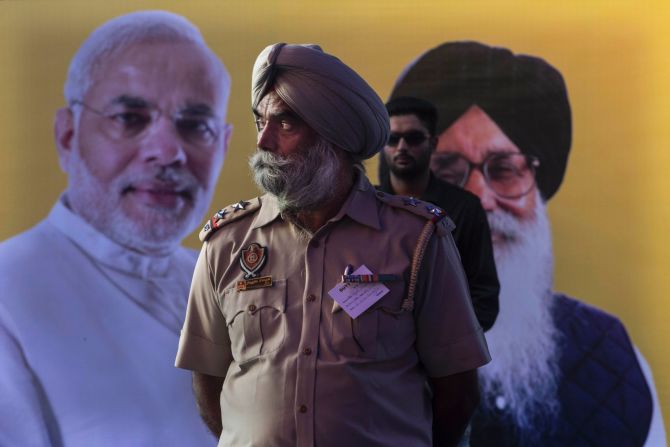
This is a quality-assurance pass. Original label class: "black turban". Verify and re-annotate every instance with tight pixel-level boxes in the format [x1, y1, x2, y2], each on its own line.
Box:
[387, 41, 572, 201]
[252, 43, 390, 160]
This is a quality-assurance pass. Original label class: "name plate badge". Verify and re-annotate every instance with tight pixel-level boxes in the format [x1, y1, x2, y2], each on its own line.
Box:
[237, 275, 273, 291]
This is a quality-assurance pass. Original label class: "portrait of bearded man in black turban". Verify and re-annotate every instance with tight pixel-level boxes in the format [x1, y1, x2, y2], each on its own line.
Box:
[380, 40, 665, 447]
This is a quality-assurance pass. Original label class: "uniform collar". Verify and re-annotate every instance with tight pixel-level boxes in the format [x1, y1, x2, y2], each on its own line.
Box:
[47, 196, 180, 279]
[251, 194, 282, 230]
[250, 172, 381, 231]
[336, 173, 381, 230]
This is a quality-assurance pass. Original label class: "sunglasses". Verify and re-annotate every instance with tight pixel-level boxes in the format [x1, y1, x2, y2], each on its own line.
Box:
[387, 130, 429, 147]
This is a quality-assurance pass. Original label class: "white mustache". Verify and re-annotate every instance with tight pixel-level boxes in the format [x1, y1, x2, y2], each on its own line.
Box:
[120, 167, 199, 198]
[487, 209, 524, 243]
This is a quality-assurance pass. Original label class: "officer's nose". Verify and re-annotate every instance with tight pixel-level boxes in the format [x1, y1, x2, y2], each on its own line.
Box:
[257, 123, 277, 153]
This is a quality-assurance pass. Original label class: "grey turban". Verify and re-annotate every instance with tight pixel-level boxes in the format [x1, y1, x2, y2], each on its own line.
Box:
[252, 43, 390, 160]
[389, 41, 572, 201]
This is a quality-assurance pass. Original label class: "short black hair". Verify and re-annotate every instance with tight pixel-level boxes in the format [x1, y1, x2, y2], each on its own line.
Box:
[385, 96, 438, 136]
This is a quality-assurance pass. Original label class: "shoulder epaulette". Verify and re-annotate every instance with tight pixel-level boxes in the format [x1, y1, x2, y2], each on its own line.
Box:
[199, 198, 261, 242]
[373, 190, 455, 237]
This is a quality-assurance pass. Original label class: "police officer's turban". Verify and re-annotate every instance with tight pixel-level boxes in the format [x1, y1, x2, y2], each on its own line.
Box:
[252, 43, 390, 160]
[389, 41, 572, 201]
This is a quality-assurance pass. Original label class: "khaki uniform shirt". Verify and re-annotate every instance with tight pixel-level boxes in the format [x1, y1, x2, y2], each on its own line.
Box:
[176, 175, 490, 447]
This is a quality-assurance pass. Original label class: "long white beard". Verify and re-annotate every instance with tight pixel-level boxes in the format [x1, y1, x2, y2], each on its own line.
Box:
[479, 194, 561, 434]
[249, 137, 342, 213]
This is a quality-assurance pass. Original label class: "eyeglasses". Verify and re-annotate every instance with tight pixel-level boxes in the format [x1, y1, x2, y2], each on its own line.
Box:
[430, 152, 540, 199]
[70, 99, 223, 149]
[387, 130, 429, 147]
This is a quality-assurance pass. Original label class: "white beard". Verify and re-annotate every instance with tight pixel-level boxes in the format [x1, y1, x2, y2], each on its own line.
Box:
[249, 137, 342, 213]
[479, 193, 561, 435]
[66, 146, 201, 254]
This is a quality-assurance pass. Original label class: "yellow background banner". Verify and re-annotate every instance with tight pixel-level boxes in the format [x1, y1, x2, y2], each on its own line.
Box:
[2, 0, 669, 436]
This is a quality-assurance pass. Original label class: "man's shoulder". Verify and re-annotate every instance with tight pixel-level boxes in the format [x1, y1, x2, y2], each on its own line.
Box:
[551, 292, 634, 346]
[426, 176, 484, 212]
[173, 245, 199, 266]
[0, 220, 53, 266]
[552, 293, 619, 322]
[373, 190, 455, 234]
[199, 197, 262, 242]
[0, 220, 72, 305]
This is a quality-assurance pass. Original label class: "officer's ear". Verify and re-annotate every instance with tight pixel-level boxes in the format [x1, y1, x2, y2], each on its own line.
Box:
[54, 107, 75, 174]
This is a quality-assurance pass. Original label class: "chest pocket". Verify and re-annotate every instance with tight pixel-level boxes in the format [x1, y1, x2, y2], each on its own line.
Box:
[222, 279, 287, 364]
[330, 280, 414, 359]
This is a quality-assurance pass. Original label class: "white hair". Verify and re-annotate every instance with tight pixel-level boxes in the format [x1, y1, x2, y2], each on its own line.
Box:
[479, 192, 561, 441]
[64, 10, 227, 103]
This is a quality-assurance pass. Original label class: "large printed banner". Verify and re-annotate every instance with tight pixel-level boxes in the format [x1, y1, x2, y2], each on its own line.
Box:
[382, 41, 664, 445]
[1, 1, 668, 444]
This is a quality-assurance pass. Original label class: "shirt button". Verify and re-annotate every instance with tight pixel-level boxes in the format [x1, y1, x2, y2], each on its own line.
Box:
[306, 294, 316, 302]
[299, 404, 308, 413]
[303, 347, 312, 355]
[248, 304, 257, 312]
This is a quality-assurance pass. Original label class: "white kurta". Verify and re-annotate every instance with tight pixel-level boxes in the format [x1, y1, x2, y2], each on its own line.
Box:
[0, 199, 215, 446]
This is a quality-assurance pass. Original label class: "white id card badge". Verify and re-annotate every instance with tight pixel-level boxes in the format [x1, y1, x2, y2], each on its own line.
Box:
[328, 265, 389, 319]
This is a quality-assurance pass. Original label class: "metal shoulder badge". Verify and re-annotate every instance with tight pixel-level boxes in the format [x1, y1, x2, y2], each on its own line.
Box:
[199, 198, 260, 242]
[374, 191, 455, 236]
